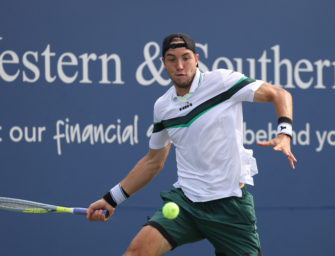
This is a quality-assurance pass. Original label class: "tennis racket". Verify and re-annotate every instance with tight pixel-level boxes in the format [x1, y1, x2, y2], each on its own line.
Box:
[0, 197, 108, 216]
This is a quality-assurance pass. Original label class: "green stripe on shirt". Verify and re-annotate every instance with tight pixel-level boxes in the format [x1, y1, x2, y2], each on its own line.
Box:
[153, 77, 255, 133]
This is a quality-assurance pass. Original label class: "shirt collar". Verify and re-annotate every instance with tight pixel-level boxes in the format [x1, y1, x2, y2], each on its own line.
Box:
[171, 68, 202, 102]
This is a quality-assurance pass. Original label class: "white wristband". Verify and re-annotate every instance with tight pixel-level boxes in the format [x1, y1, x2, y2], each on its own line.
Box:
[110, 183, 128, 205]
[277, 122, 292, 138]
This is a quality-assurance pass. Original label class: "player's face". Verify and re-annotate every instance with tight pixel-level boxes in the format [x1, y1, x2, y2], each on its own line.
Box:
[163, 41, 199, 96]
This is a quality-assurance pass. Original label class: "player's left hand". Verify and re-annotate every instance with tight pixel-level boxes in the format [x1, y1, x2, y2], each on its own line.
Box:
[257, 133, 297, 169]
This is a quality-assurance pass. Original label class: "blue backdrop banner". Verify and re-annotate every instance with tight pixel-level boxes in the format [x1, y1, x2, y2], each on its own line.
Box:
[0, 1, 334, 255]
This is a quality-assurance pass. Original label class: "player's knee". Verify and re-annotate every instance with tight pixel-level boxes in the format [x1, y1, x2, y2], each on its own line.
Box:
[123, 225, 170, 256]
[122, 242, 147, 256]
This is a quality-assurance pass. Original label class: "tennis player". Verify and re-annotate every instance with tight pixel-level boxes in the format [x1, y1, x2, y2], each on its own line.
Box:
[87, 33, 297, 256]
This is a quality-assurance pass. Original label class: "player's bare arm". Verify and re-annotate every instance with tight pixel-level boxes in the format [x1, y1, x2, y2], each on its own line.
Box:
[253, 82, 297, 169]
[87, 144, 171, 221]
[120, 144, 171, 195]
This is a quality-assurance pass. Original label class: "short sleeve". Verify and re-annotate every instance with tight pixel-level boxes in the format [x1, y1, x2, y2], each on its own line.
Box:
[232, 79, 264, 102]
[216, 69, 264, 102]
[148, 99, 171, 149]
[149, 129, 170, 149]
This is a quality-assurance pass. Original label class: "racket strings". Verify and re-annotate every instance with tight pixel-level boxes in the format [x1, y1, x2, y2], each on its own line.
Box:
[0, 198, 51, 213]
[0, 202, 45, 211]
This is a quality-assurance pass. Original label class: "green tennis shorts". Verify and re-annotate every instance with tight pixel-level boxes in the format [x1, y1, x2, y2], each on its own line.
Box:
[145, 187, 261, 256]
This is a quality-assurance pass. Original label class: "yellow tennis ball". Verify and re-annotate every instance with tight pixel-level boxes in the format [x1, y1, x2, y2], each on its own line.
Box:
[162, 202, 179, 219]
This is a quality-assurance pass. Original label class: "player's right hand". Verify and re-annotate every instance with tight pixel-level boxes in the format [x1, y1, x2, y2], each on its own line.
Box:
[257, 133, 297, 170]
[86, 198, 115, 222]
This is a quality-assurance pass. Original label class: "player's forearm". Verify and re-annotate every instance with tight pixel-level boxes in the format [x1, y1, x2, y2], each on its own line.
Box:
[272, 87, 293, 119]
[254, 82, 293, 119]
[120, 156, 161, 195]
[120, 145, 170, 196]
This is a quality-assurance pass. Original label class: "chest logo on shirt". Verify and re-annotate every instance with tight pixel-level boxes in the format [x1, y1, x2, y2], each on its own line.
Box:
[179, 101, 193, 111]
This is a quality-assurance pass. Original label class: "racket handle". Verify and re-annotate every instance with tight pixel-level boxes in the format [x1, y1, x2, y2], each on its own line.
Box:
[73, 208, 109, 217]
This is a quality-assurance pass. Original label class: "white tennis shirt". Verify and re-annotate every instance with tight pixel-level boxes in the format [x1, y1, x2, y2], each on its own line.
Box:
[149, 68, 263, 202]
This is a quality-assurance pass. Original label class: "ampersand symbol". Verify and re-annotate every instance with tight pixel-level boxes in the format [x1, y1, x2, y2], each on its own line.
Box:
[136, 42, 170, 86]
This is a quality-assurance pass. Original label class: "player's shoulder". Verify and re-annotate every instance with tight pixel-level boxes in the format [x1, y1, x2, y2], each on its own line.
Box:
[152, 86, 176, 122]
[203, 68, 244, 81]
[153, 86, 174, 110]
[202, 69, 245, 90]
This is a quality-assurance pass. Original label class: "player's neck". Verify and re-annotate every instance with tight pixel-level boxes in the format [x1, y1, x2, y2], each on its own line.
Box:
[176, 87, 191, 97]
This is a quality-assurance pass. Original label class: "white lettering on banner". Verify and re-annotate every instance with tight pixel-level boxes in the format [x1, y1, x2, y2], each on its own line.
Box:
[316, 130, 335, 152]
[57, 52, 78, 84]
[194, 43, 335, 89]
[41, 44, 56, 83]
[79, 53, 97, 83]
[243, 122, 335, 151]
[136, 42, 170, 86]
[135, 41, 335, 89]
[196, 43, 209, 73]
[0, 50, 20, 82]
[243, 122, 311, 146]
[0, 37, 124, 85]
[22, 51, 40, 83]
[146, 124, 153, 138]
[1, 119, 334, 155]
[53, 116, 138, 155]
[99, 54, 124, 85]
[1, 35, 334, 89]
[147, 121, 335, 152]
[9, 126, 46, 142]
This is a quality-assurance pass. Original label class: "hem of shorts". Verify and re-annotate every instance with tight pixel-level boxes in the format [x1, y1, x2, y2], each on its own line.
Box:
[144, 221, 178, 250]
[215, 247, 262, 256]
[181, 190, 244, 202]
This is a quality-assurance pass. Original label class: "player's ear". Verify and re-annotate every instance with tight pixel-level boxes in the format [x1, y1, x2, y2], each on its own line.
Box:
[194, 53, 199, 68]
[195, 53, 199, 64]
[162, 57, 166, 67]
